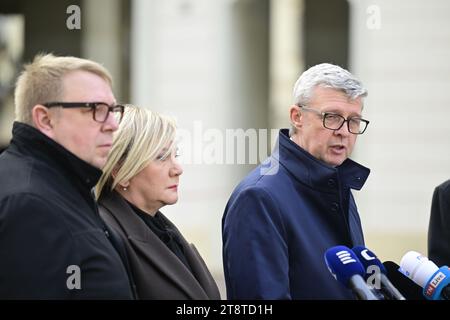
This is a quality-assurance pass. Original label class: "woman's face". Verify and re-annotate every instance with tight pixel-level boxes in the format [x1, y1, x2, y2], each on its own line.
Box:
[123, 147, 183, 215]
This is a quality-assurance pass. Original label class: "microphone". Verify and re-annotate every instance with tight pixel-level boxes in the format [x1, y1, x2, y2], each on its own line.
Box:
[352, 246, 406, 300]
[383, 261, 424, 300]
[400, 251, 450, 300]
[324, 245, 380, 300]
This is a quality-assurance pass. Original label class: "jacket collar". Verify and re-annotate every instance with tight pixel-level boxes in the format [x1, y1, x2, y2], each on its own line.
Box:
[276, 129, 370, 192]
[9, 121, 102, 190]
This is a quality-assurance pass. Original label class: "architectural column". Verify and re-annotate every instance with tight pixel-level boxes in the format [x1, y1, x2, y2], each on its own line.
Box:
[269, 0, 304, 130]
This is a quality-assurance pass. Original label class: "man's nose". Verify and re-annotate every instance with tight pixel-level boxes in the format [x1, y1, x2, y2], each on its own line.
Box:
[103, 111, 120, 131]
[334, 120, 351, 136]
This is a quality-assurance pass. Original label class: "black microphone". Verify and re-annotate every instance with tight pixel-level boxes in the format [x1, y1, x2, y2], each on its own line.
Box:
[383, 261, 424, 300]
[352, 246, 405, 300]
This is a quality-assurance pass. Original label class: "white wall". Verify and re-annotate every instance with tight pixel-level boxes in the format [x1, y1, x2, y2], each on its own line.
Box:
[348, 0, 450, 260]
[130, 0, 270, 297]
[82, 0, 124, 100]
[129, 0, 450, 291]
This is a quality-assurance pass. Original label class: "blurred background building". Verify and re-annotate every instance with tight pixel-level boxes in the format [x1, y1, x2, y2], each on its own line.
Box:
[1, 0, 450, 298]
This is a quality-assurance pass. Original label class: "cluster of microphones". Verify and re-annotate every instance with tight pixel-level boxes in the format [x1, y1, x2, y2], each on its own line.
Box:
[324, 245, 450, 300]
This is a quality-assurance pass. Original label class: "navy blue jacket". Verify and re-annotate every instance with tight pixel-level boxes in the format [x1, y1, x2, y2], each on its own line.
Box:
[222, 129, 370, 299]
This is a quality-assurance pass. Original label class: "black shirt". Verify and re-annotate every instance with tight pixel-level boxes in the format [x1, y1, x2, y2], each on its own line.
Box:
[126, 200, 192, 272]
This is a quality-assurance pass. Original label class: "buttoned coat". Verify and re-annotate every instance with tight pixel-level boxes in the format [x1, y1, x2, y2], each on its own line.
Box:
[222, 129, 370, 299]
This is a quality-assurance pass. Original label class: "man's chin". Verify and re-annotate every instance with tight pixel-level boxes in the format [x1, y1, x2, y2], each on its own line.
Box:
[92, 157, 107, 170]
[325, 156, 346, 168]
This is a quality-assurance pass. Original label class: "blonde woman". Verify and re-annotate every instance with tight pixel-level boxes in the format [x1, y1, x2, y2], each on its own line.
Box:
[96, 105, 220, 300]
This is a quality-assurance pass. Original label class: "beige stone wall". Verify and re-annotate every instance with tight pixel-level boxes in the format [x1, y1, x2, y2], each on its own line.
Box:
[349, 0, 450, 261]
[365, 231, 427, 263]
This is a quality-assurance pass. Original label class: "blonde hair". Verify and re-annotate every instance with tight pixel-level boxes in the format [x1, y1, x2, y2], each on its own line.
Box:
[14, 53, 113, 125]
[96, 105, 177, 199]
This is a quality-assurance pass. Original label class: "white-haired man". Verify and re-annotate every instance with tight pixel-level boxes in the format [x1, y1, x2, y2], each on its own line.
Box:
[223, 63, 371, 299]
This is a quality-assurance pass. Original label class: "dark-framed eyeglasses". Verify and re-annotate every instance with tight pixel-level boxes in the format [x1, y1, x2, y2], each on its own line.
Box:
[42, 102, 125, 124]
[298, 105, 369, 135]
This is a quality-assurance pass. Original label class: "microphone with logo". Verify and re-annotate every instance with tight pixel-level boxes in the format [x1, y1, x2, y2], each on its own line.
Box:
[382, 261, 424, 300]
[352, 246, 406, 300]
[324, 245, 381, 300]
[400, 251, 450, 300]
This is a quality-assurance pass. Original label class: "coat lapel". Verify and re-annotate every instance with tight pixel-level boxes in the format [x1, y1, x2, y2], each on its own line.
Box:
[158, 214, 221, 299]
[100, 191, 209, 299]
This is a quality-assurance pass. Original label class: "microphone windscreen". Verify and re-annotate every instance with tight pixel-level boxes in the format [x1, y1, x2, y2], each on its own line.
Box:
[400, 251, 439, 288]
[352, 245, 387, 276]
[383, 261, 424, 300]
[324, 245, 365, 287]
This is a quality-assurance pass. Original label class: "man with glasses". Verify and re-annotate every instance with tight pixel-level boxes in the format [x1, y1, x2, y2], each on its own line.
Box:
[0, 53, 135, 298]
[223, 63, 371, 299]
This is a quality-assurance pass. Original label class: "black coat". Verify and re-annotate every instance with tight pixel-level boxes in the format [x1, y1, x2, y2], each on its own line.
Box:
[0, 122, 134, 299]
[99, 191, 221, 299]
[428, 179, 450, 267]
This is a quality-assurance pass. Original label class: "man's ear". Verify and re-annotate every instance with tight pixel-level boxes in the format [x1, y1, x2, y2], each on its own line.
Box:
[289, 105, 303, 129]
[31, 105, 55, 137]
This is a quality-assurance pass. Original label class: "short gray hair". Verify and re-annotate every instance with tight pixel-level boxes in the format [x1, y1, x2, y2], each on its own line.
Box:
[290, 63, 367, 135]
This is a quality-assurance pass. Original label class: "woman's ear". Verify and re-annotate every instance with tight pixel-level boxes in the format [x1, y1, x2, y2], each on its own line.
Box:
[111, 166, 119, 180]
[118, 181, 130, 188]
[112, 166, 130, 188]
